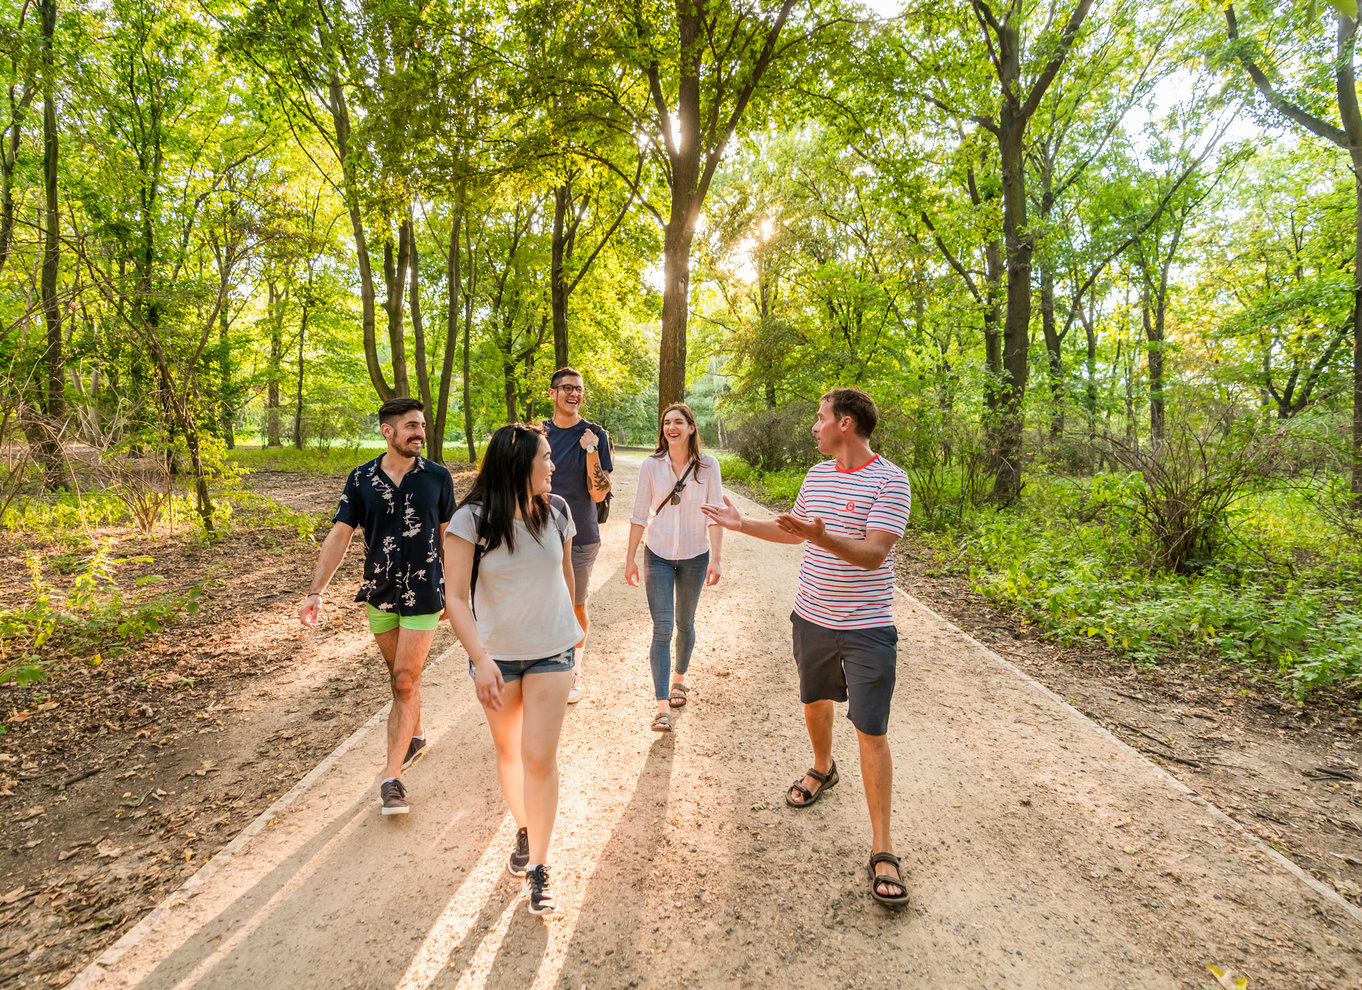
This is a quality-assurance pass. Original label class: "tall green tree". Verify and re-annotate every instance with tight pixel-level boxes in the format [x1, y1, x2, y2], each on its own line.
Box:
[1223, 0, 1362, 496]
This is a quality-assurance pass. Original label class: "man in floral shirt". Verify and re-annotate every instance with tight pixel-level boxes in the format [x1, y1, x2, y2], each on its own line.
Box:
[299, 398, 456, 815]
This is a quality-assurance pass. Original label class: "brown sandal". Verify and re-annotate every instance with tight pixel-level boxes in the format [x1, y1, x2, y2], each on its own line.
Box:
[785, 760, 838, 808]
[867, 851, 910, 908]
[668, 682, 689, 708]
[651, 711, 672, 732]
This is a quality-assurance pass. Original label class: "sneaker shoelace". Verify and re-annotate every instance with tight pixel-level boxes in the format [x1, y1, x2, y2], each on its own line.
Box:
[530, 866, 552, 902]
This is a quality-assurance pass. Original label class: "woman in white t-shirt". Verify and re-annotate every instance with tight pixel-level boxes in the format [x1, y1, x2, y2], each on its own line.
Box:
[444, 423, 581, 917]
[624, 403, 723, 732]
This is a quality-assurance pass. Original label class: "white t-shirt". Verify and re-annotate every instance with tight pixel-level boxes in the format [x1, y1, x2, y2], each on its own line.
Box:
[629, 453, 723, 561]
[792, 455, 911, 629]
[449, 494, 584, 660]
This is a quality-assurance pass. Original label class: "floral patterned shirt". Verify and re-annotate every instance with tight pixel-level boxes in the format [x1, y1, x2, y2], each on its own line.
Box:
[333, 455, 456, 616]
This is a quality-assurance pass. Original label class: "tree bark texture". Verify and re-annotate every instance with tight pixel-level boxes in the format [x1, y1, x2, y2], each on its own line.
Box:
[972, 0, 1094, 503]
[38, 0, 63, 490]
[434, 208, 462, 465]
[408, 215, 432, 415]
[330, 74, 392, 402]
[651, 0, 797, 415]
[267, 281, 283, 446]
[552, 184, 572, 368]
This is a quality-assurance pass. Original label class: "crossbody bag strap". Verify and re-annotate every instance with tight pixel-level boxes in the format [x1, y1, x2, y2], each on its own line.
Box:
[653, 459, 697, 516]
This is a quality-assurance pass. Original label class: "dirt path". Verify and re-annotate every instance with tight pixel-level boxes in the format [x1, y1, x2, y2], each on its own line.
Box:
[65, 458, 1362, 989]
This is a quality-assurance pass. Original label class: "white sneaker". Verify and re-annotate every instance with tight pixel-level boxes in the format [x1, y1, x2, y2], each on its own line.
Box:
[567, 667, 582, 704]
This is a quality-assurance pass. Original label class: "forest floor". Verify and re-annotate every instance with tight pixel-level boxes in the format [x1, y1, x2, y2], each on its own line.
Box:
[0, 456, 1357, 987]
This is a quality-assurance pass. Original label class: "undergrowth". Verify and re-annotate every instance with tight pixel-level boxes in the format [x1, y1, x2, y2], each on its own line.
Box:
[0, 542, 212, 691]
[733, 459, 1362, 702]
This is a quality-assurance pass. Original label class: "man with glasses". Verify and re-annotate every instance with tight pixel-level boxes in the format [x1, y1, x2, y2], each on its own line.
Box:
[544, 367, 613, 702]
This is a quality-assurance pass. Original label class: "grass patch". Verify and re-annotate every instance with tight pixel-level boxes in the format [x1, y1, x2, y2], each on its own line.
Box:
[228, 444, 376, 476]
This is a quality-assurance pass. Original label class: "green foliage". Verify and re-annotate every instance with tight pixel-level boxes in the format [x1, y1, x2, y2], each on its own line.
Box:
[729, 402, 819, 472]
[955, 477, 1362, 699]
[0, 543, 211, 686]
[713, 453, 804, 507]
[229, 444, 370, 477]
[0, 491, 141, 532]
[728, 443, 1361, 699]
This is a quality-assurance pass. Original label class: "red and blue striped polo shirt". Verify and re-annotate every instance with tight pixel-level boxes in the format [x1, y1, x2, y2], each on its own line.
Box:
[792, 454, 911, 629]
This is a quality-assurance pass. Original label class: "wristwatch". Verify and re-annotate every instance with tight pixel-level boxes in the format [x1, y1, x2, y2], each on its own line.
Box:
[584, 441, 598, 453]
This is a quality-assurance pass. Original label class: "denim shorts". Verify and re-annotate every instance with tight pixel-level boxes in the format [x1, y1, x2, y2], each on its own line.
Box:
[468, 646, 575, 683]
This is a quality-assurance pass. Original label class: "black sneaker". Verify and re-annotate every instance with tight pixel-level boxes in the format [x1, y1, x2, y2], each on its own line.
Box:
[507, 827, 529, 878]
[524, 864, 556, 915]
[380, 778, 408, 815]
[402, 734, 428, 771]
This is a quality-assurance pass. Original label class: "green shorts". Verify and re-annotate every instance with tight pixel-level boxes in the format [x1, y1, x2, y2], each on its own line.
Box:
[366, 604, 442, 634]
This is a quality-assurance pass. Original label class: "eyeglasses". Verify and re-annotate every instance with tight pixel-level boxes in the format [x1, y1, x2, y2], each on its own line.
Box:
[552, 384, 585, 395]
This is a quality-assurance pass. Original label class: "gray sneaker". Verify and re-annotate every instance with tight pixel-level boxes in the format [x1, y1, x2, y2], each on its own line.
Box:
[380, 778, 408, 815]
[402, 734, 428, 771]
[507, 827, 529, 878]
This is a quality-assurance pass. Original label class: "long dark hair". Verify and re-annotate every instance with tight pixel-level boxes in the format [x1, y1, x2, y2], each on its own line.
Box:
[457, 423, 549, 554]
[652, 402, 704, 479]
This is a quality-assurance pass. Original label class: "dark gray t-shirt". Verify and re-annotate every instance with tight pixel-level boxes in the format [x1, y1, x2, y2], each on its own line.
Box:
[449, 495, 582, 660]
[544, 418, 613, 546]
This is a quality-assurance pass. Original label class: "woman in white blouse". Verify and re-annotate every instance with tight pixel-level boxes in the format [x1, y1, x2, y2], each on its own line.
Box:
[625, 403, 723, 731]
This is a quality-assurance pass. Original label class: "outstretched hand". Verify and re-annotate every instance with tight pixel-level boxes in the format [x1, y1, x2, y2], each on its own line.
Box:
[775, 512, 825, 544]
[700, 495, 742, 531]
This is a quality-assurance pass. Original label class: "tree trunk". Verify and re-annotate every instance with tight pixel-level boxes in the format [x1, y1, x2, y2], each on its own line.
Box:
[551, 184, 571, 368]
[462, 224, 476, 462]
[659, 191, 699, 413]
[293, 299, 309, 450]
[408, 216, 432, 416]
[973, 0, 1094, 502]
[1352, 145, 1362, 497]
[266, 281, 283, 447]
[1038, 244, 1066, 440]
[502, 357, 517, 425]
[38, 0, 62, 490]
[384, 223, 411, 398]
[1081, 306, 1098, 439]
[434, 208, 462, 465]
[330, 74, 391, 402]
[0, 80, 33, 272]
[991, 108, 1031, 503]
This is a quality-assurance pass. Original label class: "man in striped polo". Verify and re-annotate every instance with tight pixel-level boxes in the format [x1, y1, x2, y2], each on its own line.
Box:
[702, 387, 912, 908]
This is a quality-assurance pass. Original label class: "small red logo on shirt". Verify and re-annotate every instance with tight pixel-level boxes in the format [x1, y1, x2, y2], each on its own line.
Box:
[845, 501, 856, 511]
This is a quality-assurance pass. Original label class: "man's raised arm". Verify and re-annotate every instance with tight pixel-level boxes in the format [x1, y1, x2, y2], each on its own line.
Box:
[700, 495, 804, 545]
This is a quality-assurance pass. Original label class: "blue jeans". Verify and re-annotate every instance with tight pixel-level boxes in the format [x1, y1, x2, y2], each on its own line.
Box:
[644, 547, 709, 700]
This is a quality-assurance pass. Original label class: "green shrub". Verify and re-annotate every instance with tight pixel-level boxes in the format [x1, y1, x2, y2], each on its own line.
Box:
[0, 543, 211, 686]
[729, 402, 818, 472]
